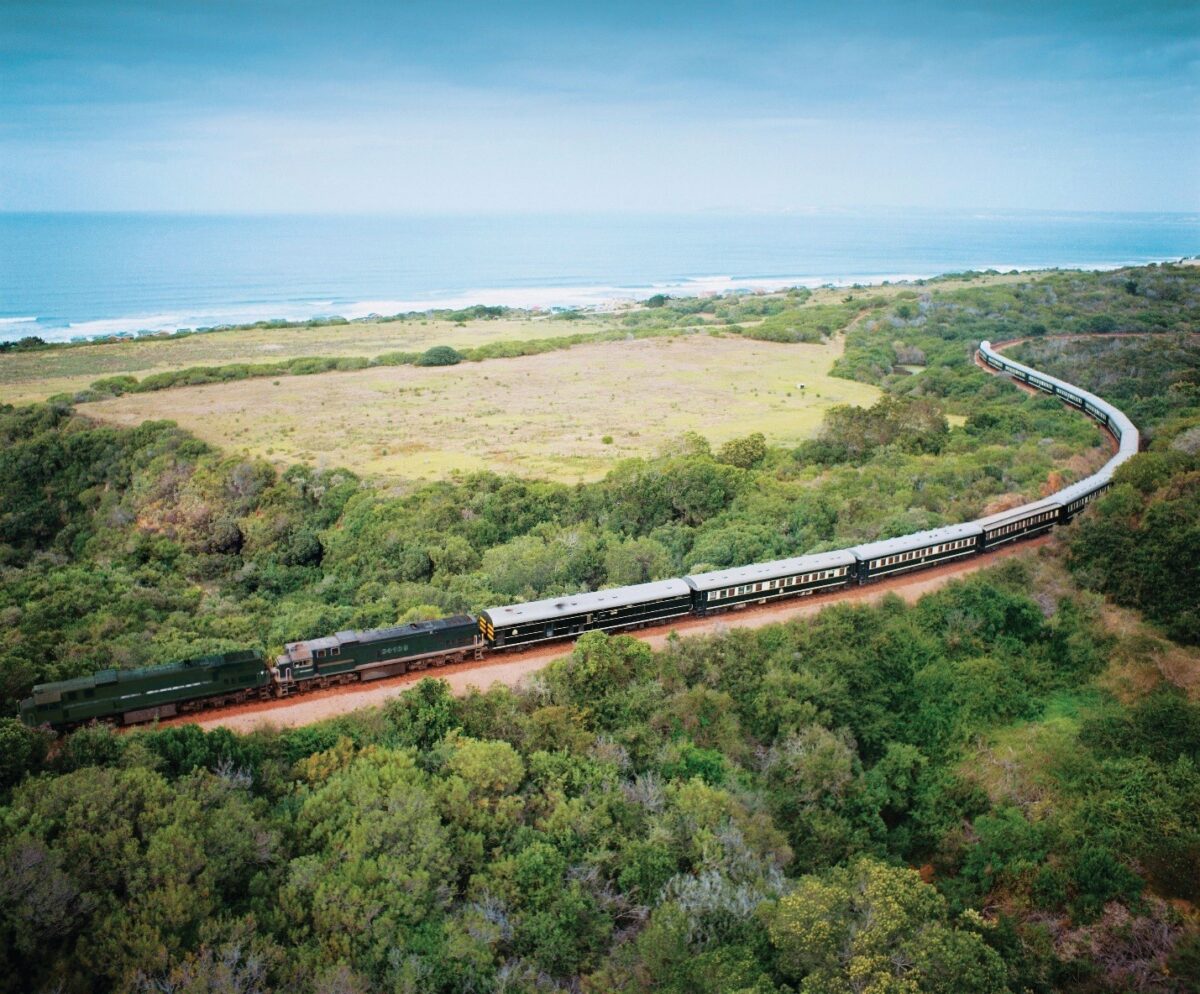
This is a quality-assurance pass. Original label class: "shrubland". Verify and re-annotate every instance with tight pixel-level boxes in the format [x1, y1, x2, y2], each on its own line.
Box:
[1, 559, 1197, 992]
[0, 367, 1102, 703]
[1, 262, 1199, 992]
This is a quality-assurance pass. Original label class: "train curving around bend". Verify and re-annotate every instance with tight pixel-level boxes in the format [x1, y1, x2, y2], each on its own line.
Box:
[20, 341, 1140, 730]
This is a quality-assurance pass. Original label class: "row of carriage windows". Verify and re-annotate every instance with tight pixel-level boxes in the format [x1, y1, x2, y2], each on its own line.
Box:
[990, 510, 1058, 537]
[871, 537, 974, 570]
[991, 356, 1082, 410]
[1068, 488, 1106, 512]
[709, 567, 850, 601]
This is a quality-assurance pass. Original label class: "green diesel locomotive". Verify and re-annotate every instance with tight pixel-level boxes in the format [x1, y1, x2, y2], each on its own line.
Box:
[273, 615, 482, 691]
[19, 616, 485, 730]
[19, 649, 272, 728]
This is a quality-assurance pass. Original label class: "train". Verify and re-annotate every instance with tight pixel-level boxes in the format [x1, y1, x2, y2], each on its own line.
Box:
[19, 340, 1140, 730]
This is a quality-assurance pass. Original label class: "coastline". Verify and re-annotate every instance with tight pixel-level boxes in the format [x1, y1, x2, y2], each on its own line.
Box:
[0, 260, 1179, 346]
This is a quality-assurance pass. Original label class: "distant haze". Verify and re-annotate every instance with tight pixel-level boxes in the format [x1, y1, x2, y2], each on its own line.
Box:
[1, 1, 1197, 214]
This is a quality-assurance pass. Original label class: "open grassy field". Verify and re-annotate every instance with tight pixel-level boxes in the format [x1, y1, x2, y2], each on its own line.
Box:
[0, 313, 595, 404]
[82, 334, 881, 483]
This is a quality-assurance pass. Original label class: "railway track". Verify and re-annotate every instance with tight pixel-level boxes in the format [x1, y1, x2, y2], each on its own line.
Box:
[134, 336, 1129, 733]
[171, 534, 1054, 733]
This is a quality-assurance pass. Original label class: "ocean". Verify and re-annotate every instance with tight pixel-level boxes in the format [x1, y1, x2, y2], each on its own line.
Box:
[0, 209, 1196, 343]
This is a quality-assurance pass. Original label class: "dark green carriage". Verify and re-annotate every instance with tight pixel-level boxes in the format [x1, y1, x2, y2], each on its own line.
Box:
[273, 614, 482, 689]
[19, 649, 271, 730]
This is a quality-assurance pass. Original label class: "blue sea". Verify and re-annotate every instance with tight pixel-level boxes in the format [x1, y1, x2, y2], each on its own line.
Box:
[0, 210, 1196, 343]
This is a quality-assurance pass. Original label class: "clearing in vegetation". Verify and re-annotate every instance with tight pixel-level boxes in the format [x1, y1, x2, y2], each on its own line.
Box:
[0, 314, 577, 404]
[82, 335, 880, 483]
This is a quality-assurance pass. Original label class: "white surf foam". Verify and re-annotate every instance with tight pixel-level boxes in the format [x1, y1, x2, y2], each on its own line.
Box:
[6, 261, 1146, 345]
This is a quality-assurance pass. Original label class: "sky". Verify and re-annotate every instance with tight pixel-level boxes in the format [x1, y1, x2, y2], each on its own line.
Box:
[1, 0, 1197, 213]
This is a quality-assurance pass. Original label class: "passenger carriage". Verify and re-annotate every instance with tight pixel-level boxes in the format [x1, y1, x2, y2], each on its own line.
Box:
[1055, 471, 1113, 519]
[684, 550, 857, 614]
[479, 579, 694, 649]
[850, 522, 983, 583]
[975, 497, 1063, 550]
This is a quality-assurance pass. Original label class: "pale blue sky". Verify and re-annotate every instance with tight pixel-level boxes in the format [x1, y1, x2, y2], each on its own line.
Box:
[1, 1, 1197, 212]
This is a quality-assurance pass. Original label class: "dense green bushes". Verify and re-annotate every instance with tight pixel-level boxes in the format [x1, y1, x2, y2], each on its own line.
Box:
[415, 345, 463, 366]
[1067, 455, 1200, 642]
[1003, 334, 1200, 644]
[2, 563, 1195, 992]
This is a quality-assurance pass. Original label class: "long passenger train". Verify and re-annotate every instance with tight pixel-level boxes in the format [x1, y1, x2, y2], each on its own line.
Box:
[20, 341, 1140, 729]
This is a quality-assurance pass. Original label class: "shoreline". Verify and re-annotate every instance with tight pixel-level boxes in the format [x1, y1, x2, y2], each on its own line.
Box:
[1, 259, 1186, 346]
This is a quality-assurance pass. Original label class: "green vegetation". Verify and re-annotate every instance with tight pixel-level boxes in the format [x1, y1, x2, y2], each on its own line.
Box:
[0, 335, 49, 354]
[416, 345, 464, 366]
[0, 372, 1100, 699]
[1009, 333, 1200, 644]
[1, 562, 1197, 992]
[2, 263, 1200, 991]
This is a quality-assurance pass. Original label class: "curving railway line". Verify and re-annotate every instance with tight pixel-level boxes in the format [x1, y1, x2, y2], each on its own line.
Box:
[20, 340, 1139, 731]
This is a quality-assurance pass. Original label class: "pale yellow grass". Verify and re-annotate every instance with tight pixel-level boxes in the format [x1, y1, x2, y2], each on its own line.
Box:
[0, 315, 587, 404]
[83, 335, 881, 484]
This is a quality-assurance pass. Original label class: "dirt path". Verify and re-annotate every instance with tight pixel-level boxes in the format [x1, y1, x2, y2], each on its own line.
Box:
[174, 536, 1051, 733]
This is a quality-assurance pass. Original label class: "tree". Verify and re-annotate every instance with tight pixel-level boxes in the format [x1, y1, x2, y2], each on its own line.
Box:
[384, 677, 458, 750]
[0, 718, 49, 790]
[604, 535, 672, 585]
[767, 857, 1008, 994]
[716, 433, 768, 469]
[283, 747, 455, 976]
[546, 631, 652, 703]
